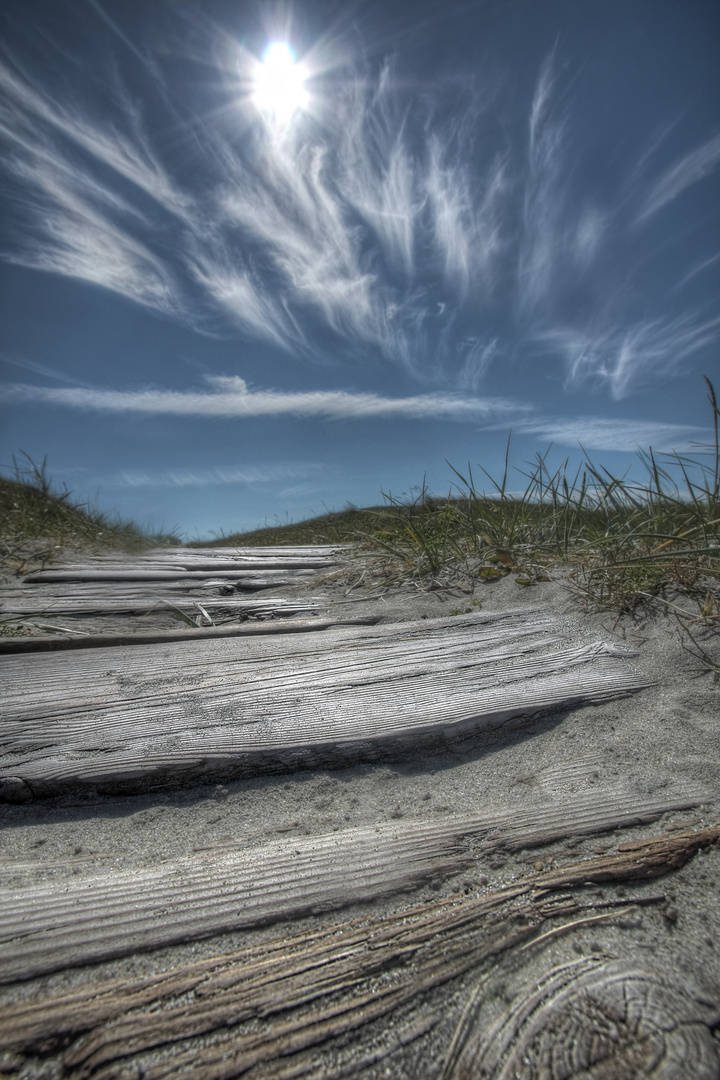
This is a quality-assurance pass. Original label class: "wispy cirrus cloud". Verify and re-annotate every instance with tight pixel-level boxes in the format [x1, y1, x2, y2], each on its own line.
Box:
[513, 415, 706, 453]
[636, 133, 720, 224]
[0, 375, 528, 422]
[0, 53, 186, 214]
[670, 252, 720, 294]
[338, 67, 419, 278]
[426, 136, 508, 299]
[8, 156, 182, 313]
[518, 53, 565, 317]
[0, 26, 718, 399]
[456, 337, 500, 391]
[0, 54, 192, 316]
[540, 311, 720, 398]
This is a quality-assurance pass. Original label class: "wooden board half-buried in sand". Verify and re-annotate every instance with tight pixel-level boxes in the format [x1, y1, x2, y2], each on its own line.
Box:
[20, 544, 341, 578]
[0, 779, 711, 984]
[0, 544, 343, 621]
[0, 608, 651, 799]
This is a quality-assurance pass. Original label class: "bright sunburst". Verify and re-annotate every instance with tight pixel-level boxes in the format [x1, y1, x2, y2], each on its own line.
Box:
[253, 42, 308, 123]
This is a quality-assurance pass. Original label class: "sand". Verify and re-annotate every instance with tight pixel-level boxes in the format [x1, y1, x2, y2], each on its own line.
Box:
[0, 549, 718, 1078]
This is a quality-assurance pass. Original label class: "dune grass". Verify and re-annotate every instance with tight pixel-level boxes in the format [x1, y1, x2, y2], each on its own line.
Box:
[189, 504, 396, 549]
[356, 380, 719, 648]
[212, 379, 719, 606]
[206, 379, 719, 671]
[0, 453, 180, 576]
[371, 392, 719, 598]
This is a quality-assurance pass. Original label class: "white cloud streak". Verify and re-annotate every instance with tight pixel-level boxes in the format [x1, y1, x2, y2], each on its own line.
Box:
[8, 154, 181, 312]
[426, 136, 508, 299]
[456, 337, 499, 391]
[0, 32, 717, 399]
[0, 375, 526, 422]
[112, 463, 323, 488]
[0, 55, 186, 214]
[518, 53, 566, 316]
[670, 252, 720, 294]
[516, 56, 609, 320]
[338, 68, 418, 277]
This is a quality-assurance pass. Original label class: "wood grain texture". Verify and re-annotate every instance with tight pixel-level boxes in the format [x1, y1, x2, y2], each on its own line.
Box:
[24, 545, 339, 578]
[0, 615, 382, 654]
[1, 544, 339, 617]
[0, 593, 323, 617]
[143, 545, 346, 557]
[1, 609, 650, 796]
[0, 826, 716, 1079]
[442, 956, 720, 1080]
[23, 568, 325, 583]
[0, 787, 707, 984]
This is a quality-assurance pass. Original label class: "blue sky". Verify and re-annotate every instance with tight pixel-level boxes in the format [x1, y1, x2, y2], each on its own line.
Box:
[1, 0, 718, 539]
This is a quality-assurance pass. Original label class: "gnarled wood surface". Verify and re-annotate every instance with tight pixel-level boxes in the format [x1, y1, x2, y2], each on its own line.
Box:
[22, 545, 340, 579]
[0, 609, 651, 797]
[0, 589, 324, 617]
[441, 956, 720, 1080]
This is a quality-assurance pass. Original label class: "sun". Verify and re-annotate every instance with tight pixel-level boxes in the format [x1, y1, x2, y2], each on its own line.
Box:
[253, 43, 309, 123]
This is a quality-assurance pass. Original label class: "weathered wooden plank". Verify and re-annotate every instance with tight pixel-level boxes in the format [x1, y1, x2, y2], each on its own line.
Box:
[0, 595, 323, 617]
[27, 544, 343, 576]
[524, 824, 720, 888]
[46, 555, 335, 565]
[2, 578, 316, 600]
[2, 588, 259, 602]
[0, 879, 536, 1076]
[0, 786, 706, 985]
[23, 566, 328, 582]
[0, 616, 382, 654]
[0, 610, 651, 797]
[1, 545, 341, 621]
[157, 545, 348, 557]
[0, 827, 715, 1079]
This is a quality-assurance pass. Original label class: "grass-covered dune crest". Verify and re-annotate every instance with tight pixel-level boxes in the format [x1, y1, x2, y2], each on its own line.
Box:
[0, 453, 182, 574]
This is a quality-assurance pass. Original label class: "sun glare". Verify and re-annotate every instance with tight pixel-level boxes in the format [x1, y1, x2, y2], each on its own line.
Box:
[253, 42, 308, 123]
